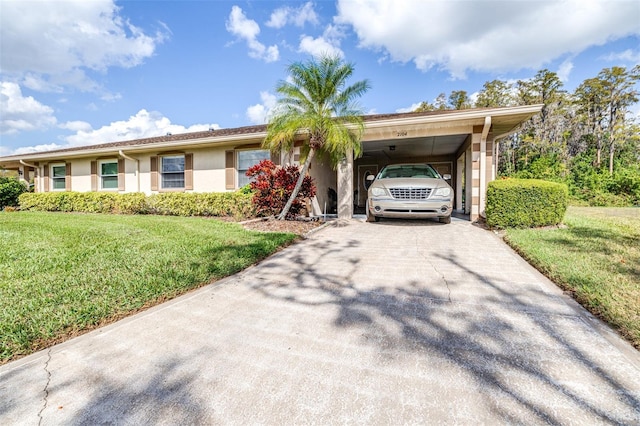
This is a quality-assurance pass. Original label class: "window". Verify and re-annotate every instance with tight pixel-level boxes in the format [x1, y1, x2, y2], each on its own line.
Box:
[237, 149, 270, 187]
[100, 160, 118, 190]
[161, 155, 185, 189]
[51, 164, 66, 190]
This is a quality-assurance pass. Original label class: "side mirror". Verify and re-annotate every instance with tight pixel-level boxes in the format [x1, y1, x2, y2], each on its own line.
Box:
[442, 174, 452, 180]
[364, 174, 375, 189]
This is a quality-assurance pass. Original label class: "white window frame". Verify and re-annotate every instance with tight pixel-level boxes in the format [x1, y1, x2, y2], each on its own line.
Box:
[99, 159, 119, 191]
[237, 149, 270, 188]
[50, 163, 66, 191]
[160, 155, 185, 190]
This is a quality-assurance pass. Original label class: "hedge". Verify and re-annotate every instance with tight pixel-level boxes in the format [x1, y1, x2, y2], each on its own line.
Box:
[1, 177, 28, 209]
[486, 179, 568, 228]
[18, 191, 254, 219]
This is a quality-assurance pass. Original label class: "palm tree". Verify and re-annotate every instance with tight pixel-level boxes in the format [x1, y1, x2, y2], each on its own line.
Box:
[264, 54, 371, 220]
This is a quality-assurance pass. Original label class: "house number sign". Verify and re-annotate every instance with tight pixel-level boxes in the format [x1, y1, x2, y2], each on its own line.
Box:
[396, 131, 408, 137]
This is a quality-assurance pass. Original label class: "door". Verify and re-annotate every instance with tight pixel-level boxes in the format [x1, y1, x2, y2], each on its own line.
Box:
[357, 164, 378, 207]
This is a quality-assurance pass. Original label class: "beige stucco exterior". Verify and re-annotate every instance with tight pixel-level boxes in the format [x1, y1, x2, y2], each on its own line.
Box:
[1, 106, 542, 221]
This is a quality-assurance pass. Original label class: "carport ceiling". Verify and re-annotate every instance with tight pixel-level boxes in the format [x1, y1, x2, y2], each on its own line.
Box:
[361, 134, 467, 158]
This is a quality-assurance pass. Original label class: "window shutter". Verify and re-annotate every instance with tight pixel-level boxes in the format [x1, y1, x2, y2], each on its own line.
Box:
[150, 156, 158, 191]
[118, 158, 125, 191]
[43, 164, 49, 192]
[91, 161, 97, 191]
[225, 150, 235, 190]
[270, 151, 281, 166]
[184, 153, 193, 190]
[65, 163, 72, 191]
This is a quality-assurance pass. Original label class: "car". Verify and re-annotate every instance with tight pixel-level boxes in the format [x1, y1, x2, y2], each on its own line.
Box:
[365, 163, 453, 223]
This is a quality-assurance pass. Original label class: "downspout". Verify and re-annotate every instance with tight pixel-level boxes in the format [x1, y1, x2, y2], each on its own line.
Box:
[118, 150, 140, 192]
[479, 116, 491, 218]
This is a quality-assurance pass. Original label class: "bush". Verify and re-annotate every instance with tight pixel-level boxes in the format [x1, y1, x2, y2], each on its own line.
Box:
[18, 191, 254, 219]
[486, 178, 568, 228]
[0, 177, 28, 209]
[246, 160, 316, 219]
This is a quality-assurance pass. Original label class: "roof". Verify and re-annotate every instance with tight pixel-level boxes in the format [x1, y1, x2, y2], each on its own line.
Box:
[0, 105, 542, 166]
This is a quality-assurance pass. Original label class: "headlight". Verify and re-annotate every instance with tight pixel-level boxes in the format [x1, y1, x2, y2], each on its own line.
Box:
[371, 187, 387, 197]
[433, 187, 451, 197]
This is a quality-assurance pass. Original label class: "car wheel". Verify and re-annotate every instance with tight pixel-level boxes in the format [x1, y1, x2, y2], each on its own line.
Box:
[439, 216, 451, 224]
[366, 200, 379, 222]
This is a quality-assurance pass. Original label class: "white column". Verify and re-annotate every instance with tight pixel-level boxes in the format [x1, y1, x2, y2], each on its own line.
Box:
[337, 148, 353, 219]
[479, 116, 491, 218]
[456, 154, 464, 211]
[465, 146, 472, 215]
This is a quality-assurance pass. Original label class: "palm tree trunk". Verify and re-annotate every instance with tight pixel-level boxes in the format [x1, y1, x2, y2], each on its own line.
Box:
[277, 148, 316, 220]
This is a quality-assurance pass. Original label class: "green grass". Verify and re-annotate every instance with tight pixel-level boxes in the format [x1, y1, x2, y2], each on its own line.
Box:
[504, 207, 640, 348]
[0, 212, 297, 363]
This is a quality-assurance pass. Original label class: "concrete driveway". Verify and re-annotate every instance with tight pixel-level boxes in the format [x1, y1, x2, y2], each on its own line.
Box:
[1, 217, 639, 425]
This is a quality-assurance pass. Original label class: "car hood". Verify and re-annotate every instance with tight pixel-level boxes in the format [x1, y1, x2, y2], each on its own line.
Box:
[372, 177, 447, 189]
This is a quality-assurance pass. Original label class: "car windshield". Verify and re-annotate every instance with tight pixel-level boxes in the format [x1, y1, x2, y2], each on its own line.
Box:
[378, 165, 440, 179]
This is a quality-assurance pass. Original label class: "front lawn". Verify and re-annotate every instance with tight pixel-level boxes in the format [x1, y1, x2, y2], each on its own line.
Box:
[0, 212, 297, 363]
[504, 207, 640, 348]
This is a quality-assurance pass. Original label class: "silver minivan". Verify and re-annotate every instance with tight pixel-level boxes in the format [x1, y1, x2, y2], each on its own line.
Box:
[365, 163, 453, 223]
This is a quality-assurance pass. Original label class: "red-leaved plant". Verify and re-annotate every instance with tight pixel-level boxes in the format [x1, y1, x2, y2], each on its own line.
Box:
[246, 160, 316, 220]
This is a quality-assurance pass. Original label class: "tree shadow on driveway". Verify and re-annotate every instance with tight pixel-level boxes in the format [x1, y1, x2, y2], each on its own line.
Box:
[247, 230, 640, 424]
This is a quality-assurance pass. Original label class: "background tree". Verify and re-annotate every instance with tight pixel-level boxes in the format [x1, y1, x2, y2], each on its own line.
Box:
[474, 79, 514, 108]
[264, 54, 371, 220]
[599, 66, 640, 174]
[448, 90, 471, 110]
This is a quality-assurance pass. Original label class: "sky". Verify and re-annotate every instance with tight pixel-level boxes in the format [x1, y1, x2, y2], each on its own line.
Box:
[0, 0, 639, 156]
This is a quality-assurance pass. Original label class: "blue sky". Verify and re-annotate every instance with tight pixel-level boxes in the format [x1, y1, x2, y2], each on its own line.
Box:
[1, 0, 639, 156]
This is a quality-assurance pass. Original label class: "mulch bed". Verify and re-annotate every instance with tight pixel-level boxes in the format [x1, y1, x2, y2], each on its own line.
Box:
[240, 217, 326, 235]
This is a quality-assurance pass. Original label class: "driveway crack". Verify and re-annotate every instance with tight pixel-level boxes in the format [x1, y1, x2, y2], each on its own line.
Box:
[37, 348, 52, 426]
[416, 236, 452, 302]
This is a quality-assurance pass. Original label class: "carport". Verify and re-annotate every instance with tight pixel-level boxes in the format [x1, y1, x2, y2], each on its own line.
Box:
[329, 105, 542, 221]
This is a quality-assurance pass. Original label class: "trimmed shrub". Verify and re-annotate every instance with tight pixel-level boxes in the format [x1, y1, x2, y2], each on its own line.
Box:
[18, 191, 254, 219]
[246, 159, 316, 219]
[486, 179, 568, 228]
[0, 177, 28, 209]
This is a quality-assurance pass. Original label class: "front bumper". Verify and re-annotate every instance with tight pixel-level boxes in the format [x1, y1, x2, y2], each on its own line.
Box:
[368, 197, 453, 219]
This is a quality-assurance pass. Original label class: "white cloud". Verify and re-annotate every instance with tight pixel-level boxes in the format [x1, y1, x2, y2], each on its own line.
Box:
[13, 143, 63, 155]
[246, 91, 277, 124]
[0, 0, 165, 91]
[557, 60, 574, 83]
[10, 110, 221, 154]
[336, 0, 640, 78]
[396, 103, 423, 113]
[226, 6, 279, 63]
[299, 24, 345, 58]
[266, 2, 319, 29]
[64, 109, 220, 147]
[59, 120, 93, 132]
[299, 35, 344, 58]
[0, 82, 57, 134]
[601, 49, 640, 63]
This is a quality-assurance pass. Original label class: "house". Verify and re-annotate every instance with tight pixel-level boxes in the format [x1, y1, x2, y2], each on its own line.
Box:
[0, 105, 542, 220]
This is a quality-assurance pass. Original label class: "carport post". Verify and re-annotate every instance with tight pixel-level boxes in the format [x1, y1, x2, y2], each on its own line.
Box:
[337, 148, 353, 220]
[456, 154, 464, 211]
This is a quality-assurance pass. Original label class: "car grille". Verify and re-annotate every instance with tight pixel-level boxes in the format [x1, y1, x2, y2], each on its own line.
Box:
[389, 188, 432, 200]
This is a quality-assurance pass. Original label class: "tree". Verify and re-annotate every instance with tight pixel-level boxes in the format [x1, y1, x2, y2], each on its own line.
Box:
[414, 101, 435, 112]
[448, 90, 471, 110]
[574, 66, 640, 174]
[264, 54, 371, 220]
[598, 66, 640, 174]
[434, 93, 448, 110]
[474, 79, 514, 108]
